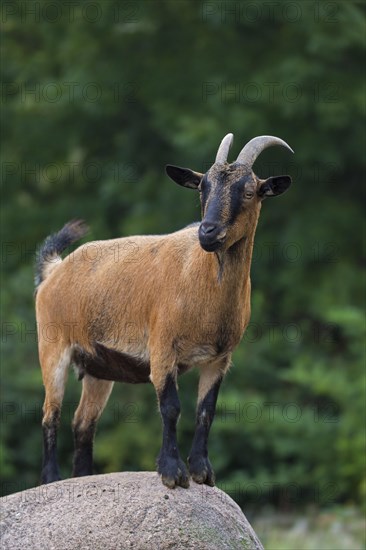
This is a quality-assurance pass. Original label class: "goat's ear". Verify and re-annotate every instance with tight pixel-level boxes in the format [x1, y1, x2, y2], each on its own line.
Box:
[257, 175, 292, 199]
[165, 165, 203, 189]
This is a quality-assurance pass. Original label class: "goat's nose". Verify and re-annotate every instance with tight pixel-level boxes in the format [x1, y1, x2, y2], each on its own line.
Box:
[200, 222, 217, 235]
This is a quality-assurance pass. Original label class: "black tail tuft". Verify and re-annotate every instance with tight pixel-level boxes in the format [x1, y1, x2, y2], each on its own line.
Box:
[35, 220, 88, 290]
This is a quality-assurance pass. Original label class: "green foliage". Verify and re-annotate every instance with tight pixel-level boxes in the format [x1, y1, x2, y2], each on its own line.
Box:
[1, 0, 365, 514]
[253, 506, 366, 550]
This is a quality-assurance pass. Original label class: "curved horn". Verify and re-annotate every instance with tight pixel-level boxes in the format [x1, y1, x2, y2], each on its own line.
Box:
[236, 135, 294, 166]
[215, 133, 234, 164]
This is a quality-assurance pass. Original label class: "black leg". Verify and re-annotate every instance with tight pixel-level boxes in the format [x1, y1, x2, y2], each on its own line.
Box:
[41, 410, 61, 484]
[188, 376, 222, 486]
[72, 422, 96, 477]
[156, 374, 189, 489]
[71, 375, 113, 478]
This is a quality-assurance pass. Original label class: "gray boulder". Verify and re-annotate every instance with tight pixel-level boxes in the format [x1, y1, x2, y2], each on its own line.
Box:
[0, 471, 263, 550]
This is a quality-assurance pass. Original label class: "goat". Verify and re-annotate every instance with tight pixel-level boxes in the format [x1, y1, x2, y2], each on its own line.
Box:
[35, 134, 293, 488]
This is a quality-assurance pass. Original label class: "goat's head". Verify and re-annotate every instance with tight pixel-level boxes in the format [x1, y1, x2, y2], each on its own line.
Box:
[166, 134, 293, 252]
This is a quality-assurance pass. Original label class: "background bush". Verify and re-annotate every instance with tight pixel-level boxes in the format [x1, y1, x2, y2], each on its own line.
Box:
[1, 0, 365, 514]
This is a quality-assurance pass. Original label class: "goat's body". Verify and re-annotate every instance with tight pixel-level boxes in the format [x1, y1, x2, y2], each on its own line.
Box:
[36, 224, 251, 390]
[36, 223, 252, 487]
[35, 133, 292, 488]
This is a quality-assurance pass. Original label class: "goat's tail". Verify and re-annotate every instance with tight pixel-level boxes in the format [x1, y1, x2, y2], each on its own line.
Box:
[35, 219, 88, 291]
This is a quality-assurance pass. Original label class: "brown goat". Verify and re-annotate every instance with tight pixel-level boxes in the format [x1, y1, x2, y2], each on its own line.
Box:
[35, 134, 293, 488]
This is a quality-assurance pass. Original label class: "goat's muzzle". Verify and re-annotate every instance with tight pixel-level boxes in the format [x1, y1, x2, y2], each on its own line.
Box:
[199, 222, 227, 252]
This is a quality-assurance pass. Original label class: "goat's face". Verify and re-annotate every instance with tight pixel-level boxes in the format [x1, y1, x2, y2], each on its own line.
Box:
[166, 134, 293, 252]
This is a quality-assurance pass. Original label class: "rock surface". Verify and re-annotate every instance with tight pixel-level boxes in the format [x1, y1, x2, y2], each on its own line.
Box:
[0, 471, 263, 550]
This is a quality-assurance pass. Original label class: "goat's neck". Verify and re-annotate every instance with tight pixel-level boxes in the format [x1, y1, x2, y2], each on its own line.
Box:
[191, 212, 259, 302]
[218, 216, 259, 293]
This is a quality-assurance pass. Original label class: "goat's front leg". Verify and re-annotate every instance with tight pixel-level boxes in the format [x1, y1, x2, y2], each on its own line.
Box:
[188, 360, 228, 486]
[154, 370, 189, 489]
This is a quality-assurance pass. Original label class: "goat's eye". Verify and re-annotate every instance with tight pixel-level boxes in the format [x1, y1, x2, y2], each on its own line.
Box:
[245, 191, 254, 199]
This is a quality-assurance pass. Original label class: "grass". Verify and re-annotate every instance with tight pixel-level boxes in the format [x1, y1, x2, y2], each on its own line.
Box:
[251, 506, 366, 550]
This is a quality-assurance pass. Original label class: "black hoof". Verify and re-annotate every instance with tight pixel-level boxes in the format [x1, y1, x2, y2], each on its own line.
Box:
[72, 468, 93, 478]
[157, 455, 190, 489]
[41, 468, 61, 485]
[188, 455, 215, 486]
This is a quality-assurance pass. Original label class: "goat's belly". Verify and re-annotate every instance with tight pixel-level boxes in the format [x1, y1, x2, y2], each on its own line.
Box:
[72, 342, 151, 384]
[72, 342, 192, 383]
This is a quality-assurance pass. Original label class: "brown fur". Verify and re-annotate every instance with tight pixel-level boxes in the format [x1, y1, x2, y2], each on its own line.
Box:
[36, 216, 257, 396]
[35, 135, 292, 487]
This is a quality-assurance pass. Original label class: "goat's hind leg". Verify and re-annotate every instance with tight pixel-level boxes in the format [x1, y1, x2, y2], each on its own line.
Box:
[72, 374, 114, 477]
[40, 346, 71, 484]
